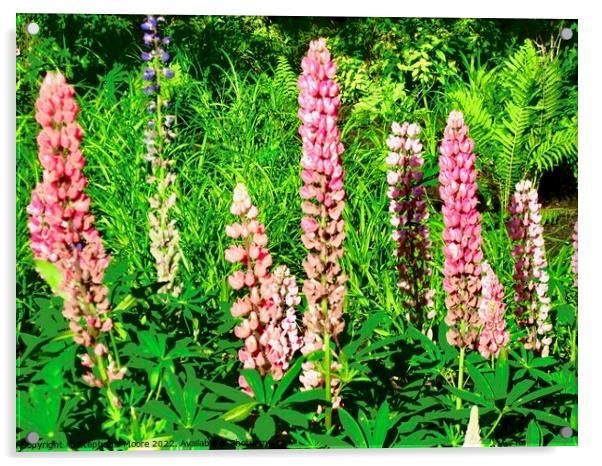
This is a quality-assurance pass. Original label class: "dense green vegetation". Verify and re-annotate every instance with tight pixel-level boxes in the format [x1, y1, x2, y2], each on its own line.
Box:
[16, 15, 577, 450]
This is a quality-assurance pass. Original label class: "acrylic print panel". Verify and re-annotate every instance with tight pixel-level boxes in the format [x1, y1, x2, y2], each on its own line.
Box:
[15, 13, 578, 451]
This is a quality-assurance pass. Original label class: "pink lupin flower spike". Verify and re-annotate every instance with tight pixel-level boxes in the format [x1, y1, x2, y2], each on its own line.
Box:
[438, 111, 484, 349]
[297, 38, 346, 412]
[225, 183, 302, 395]
[27, 72, 125, 406]
[478, 262, 510, 358]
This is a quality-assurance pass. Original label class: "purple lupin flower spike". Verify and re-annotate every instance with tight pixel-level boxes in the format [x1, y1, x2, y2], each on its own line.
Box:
[140, 15, 181, 296]
[507, 180, 553, 356]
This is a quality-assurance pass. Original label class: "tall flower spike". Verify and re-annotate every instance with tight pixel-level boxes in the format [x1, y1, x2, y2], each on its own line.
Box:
[477, 262, 510, 358]
[225, 184, 302, 395]
[141, 15, 181, 296]
[27, 72, 125, 407]
[386, 121, 435, 329]
[572, 220, 578, 287]
[438, 111, 484, 349]
[507, 180, 553, 356]
[297, 38, 346, 415]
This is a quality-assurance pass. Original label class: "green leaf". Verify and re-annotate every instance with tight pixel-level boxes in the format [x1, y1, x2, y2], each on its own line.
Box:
[163, 370, 187, 421]
[438, 323, 459, 361]
[136, 330, 167, 359]
[113, 294, 136, 313]
[529, 357, 558, 368]
[281, 389, 324, 406]
[33, 260, 67, 298]
[512, 384, 564, 407]
[271, 357, 304, 405]
[140, 400, 181, 425]
[506, 379, 535, 406]
[525, 420, 541, 446]
[240, 369, 265, 404]
[200, 419, 251, 442]
[494, 349, 510, 400]
[263, 373, 274, 406]
[222, 401, 258, 422]
[270, 407, 308, 428]
[446, 386, 493, 408]
[342, 312, 386, 356]
[397, 421, 418, 434]
[465, 361, 494, 400]
[405, 326, 437, 357]
[555, 304, 576, 325]
[200, 380, 254, 404]
[372, 401, 391, 448]
[338, 408, 367, 448]
[523, 408, 570, 427]
[311, 433, 352, 448]
[254, 413, 276, 442]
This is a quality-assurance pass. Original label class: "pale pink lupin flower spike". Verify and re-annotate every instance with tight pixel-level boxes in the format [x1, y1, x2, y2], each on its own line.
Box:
[225, 183, 302, 395]
[477, 262, 510, 358]
[386, 121, 435, 327]
[27, 72, 125, 406]
[297, 38, 346, 409]
[572, 220, 578, 287]
[507, 180, 553, 356]
[438, 111, 484, 349]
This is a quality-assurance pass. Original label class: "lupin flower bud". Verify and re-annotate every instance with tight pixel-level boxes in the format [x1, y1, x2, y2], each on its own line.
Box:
[507, 180, 553, 356]
[27, 72, 125, 407]
[438, 111, 484, 349]
[477, 262, 510, 358]
[386, 121, 435, 327]
[140, 14, 181, 296]
[572, 221, 578, 287]
[297, 38, 346, 412]
[225, 184, 302, 395]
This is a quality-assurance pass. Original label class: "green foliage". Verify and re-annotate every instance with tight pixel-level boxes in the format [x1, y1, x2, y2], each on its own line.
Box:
[443, 38, 578, 211]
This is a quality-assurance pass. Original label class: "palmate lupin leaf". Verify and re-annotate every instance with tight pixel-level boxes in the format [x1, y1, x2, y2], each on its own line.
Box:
[33, 259, 68, 300]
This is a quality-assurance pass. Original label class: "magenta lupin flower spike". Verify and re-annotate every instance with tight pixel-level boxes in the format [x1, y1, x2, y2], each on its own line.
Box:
[572, 221, 578, 287]
[27, 72, 125, 407]
[477, 262, 510, 358]
[225, 184, 302, 395]
[386, 121, 435, 329]
[438, 111, 484, 349]
[507, 180, 553, 356]
[297, 38, 346, 417]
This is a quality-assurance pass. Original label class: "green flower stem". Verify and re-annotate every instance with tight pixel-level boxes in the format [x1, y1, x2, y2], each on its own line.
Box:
[456, 346, 466, 410]
[322, 293, 332, 430]
[570, 327, 577, 366]
[483, 407, 509, 440]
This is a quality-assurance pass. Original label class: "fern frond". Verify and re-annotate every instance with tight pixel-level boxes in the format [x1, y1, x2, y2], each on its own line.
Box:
[495, 102, 537, 210]
[273, 55, 298, 99]
[527, 125, 578, 178]
[541, 207, 577, 225]
[539, 59, 564, 123]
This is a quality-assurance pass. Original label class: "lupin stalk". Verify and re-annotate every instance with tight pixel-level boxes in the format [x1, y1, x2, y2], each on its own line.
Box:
[141, 15, 181, 296]
[27, 72, 126, 411]
[297, 38, 347, 425]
